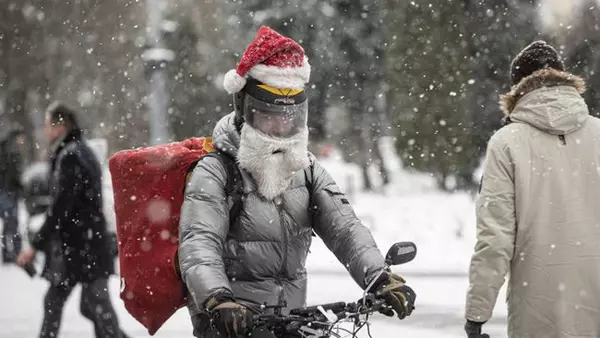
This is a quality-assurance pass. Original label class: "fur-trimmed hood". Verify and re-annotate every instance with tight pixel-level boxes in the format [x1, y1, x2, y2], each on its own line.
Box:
[500, 69, 589, 135]
[500, 68, 586, 115]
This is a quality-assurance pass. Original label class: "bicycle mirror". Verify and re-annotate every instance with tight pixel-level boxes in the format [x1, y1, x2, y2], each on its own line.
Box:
[385, 241, 417, 266]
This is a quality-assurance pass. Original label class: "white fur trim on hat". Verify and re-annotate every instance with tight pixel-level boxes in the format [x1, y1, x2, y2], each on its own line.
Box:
[223, 69, 247, 94]
[247, 56, 311, 89]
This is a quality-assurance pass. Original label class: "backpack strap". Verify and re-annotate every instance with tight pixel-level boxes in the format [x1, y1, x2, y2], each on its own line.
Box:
[186, 152, 243, 227]
[178, 152, 241, 279]
[303, 158, 317, 236]
[211, 152, 243, 227]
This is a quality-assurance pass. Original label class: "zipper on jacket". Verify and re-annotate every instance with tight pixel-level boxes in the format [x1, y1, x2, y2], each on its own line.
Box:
[559, 135, 566, 145]
[275, 196, 288, 308]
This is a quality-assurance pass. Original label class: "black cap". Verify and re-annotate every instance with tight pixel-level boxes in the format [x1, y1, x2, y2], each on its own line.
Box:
[510, 40, 565, 86]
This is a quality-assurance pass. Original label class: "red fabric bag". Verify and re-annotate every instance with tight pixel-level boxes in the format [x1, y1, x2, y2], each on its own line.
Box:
[108, 137, 214, 335]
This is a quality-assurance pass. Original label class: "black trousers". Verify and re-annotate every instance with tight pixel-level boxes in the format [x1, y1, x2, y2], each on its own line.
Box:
[40, 278, 123, 338]
[0, 191, 20, 262]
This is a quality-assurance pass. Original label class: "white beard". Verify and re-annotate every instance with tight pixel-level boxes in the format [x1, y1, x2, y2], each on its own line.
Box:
[237, 125, 310, 200]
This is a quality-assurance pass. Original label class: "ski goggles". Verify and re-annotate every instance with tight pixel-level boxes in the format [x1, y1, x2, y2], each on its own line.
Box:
[243, 89, 308, 138]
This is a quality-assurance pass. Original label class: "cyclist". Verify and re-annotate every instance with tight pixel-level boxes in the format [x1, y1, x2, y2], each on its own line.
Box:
[178, 26, 417, 338]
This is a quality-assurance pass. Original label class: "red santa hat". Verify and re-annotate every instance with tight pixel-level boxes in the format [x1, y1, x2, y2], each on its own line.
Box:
[223, 26, 311, 94]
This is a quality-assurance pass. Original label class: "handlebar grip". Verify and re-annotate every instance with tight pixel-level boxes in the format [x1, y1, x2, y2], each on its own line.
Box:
[290, 301, 347, 315]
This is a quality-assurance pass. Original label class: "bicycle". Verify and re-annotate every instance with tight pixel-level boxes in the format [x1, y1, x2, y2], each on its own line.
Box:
[248, 241, 417, 338]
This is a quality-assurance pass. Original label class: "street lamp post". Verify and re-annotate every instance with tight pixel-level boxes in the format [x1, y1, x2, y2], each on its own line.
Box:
[143, 0, 174, 145]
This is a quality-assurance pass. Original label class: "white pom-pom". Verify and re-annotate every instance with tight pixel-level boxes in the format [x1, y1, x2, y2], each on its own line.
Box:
[222, 69, 246, 94]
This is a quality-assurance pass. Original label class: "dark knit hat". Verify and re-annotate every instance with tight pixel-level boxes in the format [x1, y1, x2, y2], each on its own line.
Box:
[510, 40, 565, 86]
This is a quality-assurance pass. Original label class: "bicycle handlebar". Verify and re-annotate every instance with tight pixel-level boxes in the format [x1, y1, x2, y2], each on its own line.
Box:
[247, 241, 418, 337]
[251, 294, 389, 337]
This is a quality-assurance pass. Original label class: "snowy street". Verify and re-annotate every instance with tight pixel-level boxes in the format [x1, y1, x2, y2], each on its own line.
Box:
[0, 266, 508, 338]
[0, 241, 509, 338]
[2, 0, 598, 336]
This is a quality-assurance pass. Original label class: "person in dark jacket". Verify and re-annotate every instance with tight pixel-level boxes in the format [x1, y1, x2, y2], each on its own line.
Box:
[16, 102, 126, 338]
[0, 127, 25, 263]
[179, 26, 416, 338]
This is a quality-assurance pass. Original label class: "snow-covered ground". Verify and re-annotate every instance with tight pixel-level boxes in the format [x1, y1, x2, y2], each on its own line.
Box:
[1, 154, 508, 337]
[0, 263, 508, 338]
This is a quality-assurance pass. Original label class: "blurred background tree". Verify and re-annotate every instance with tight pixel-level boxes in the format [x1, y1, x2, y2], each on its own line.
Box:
[1, 0, 597, 192]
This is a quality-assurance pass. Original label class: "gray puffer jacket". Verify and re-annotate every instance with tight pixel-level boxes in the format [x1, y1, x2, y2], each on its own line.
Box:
[178, 113, 386, 322]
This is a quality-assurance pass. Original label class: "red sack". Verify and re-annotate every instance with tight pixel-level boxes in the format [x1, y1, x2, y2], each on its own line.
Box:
[108, 137, 215, 335]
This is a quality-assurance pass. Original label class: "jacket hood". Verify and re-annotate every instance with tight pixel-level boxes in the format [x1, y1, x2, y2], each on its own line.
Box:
[500, 69, 589, 135]
[212, 112, 240, 157]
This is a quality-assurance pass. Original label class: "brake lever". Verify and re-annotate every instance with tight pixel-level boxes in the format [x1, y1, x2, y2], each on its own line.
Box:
[317, 305, 338, 323]
[356, 294, 377, 308]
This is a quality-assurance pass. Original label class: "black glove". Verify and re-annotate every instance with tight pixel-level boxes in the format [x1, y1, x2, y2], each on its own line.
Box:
[21, 262, 37, 277]
[465, 320, 489, 338]
[373, 272, 416, 319]
[206, 295, 253, 338]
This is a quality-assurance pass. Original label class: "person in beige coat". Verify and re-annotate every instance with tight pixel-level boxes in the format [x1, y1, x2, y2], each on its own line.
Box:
[464, 40, 600, 338]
